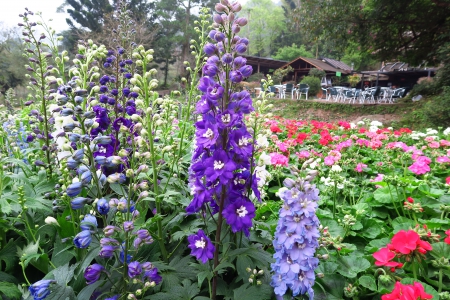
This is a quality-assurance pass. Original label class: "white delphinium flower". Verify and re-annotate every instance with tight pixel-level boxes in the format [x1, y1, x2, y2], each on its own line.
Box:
[443, 127, 450, 135]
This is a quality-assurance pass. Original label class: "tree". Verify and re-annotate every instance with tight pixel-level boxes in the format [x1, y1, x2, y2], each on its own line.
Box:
[298, 0, 450, 65]
[239, 0, 287, 57]
[0, 25, 27, 93]
[273, 44, 314, 61]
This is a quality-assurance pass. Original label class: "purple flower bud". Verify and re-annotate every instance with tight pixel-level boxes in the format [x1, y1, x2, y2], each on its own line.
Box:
[230, 70, 243, 83]
[215, 3, 228, 12]
[71, 197, 88, 209]
[80, 214, 98, 231]
[107, 97, 116, 105]
[203, 64, 219, 77]
[26, 135, 35, 142]
[111, 89, 118, 96]
[73, 230, 92, 248]
[203, 43, 217, 56]
[103, 225, 117, 237]
[29, 280, 55, 300]
[100, 238, 119, 247]
[214, 32, 225, 42]
[97, 198, 110, 215]
[231, 2, 242, 12]
[213, 14, 223, 24]
[239, 38, 249, 45]
[235, 17, 247, 27]
[228, 12, 235, 23]
[67, 182, 83, 197]
[123, 221, 134, 232]
[207, 55, 220, 65]
[235, 43, 247, 54]
[128, 261, 142, 278]
[145, 268, 162, 284]
[239, 65, 253, 77]
[84, 264, 104, 284]
[99, 75, 110, 85]
[99, 245, 117, 258]
[222, 53, 233, 64]
[80, 170, 92, 185]
[103, 62, 111, 68]
[99, 94, 108, 103]
[118, 48, 125, 55]
[125, 59, 133, 65]
[125, 73, 132, 79]
[232, 25, 240, 33]
[34, 160, 46, 167]
[129, 92, 138, 98]
[133, 237, 142, 249]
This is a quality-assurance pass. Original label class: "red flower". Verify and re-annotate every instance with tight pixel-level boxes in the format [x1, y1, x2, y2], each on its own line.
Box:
[373, 248, 403, 268]
[270, 123, 282, 133]
[407, 197, 414, 203]
[445, 229, 450, 245]
[295, 132, 308, 144]
[389, 230, 432, 255]
[338, 121, 351, 129]
[382, 282, 432, 300]
[446, 176, 450, 185]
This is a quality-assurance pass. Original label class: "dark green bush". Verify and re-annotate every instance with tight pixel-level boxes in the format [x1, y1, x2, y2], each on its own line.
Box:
[308, 68, 326, 78]
[246, 72, 266, 83]
[409, 78, 438, 97]
[300, 76, 321, 96]
[423, 86, 450, 127]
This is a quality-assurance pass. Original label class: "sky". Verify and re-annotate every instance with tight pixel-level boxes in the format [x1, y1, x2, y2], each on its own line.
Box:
[0, 0, 70, 31]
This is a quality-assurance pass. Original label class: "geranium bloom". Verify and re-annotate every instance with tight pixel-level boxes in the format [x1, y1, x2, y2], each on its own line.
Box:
[388, 230, 432, 255]
[382, 281, 432, 300]
[355, 163, 367, 172]
[270, 153, 289, 167]
[446, 176, 450, 185]
[270, 123, 282, 133]
[296, 150, 310, 159]
[373, 248, 403, 268]
[436, 156, 450, 163]
[187, 229, 215, 263]
[444, 229, 450, 245]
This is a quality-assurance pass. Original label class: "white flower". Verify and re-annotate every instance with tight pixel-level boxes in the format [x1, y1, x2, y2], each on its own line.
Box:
[45, 216, 59, 226]
[331, 165, 342, 172]
[258, 152, 271, 166]
[256, 134, 269, 149]
[350, 123, 357, 129]
[357, 121, 365, 125]
[443, 127, 450, 135]
[426, 129, 438, 135]
[370, 120, 383, 127]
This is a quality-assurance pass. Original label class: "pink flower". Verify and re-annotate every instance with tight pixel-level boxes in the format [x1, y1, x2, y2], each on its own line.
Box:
[295, 150, 310, 159]
[428, 141, 440, 148]
[276, 141, 288, 152]
[424, 136, 435, 142]
[269, 153, 289, 167]
[371, 174, 384, 182]
[437, 156, 450, 163]
[355, 163, 367, 173]
[408, 161, 430, 175]
[440, 140, 450, 147]
[324, 156, 336, 166]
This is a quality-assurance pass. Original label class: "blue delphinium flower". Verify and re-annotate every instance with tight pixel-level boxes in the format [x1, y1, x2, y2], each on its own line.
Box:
[186, 1, 260, 239]
[84, 263, 105, 284]
[29, 279, 55, 300]
[187, 229, 215, 264]
[97, 198, 110, 215]
[127, 261, 142, 278]
[66, 181, 83, 197]
[271, 176, 320, 300]
[73, 230, 92, 248]
[80, 214, 98, 231]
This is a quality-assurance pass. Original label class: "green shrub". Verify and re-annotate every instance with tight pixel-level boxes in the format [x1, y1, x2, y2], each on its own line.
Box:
[247, 72, 266, 83]
[308, 68, 326, 78]
[300, 76, 321, 96]
[423, 86, 450, 127]
[409, 78, 438, 97]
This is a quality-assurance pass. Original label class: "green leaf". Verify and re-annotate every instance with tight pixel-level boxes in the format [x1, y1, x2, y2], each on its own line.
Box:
[419, 218, 450, 229]
[0, 281, 21, 299]
[52, 263, 78, 286]
[233, 283, 273, 300]
[268, 186, 281, 193]
[0, 198, 12, 214]
[359, 275, 377, 292]
[76, 280, 104, 300]
[213, 262, 235, 274]
[336, 254, 370, 278]
[430, 242, 450, 259]
[373, 187, 396, 203]
[360, 219, 382, 239]
[316, 274, 345, 298]
[392, 217, 416, 232]
[109, 183, 126, 196]
[0, 240, 18, 272]
[46, 283, 76, 300]
[315, 261, 338, 275]
[320, 219, 345, 237]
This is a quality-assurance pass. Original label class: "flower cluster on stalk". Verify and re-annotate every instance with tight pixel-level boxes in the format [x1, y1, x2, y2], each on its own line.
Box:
[270, 165, 321, 299]
[186, 0, 259, 260]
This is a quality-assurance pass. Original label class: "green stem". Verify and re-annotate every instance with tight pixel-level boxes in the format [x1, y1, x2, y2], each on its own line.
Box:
[438, 268, 443, 293]
[333, 183, 337, 219]
[387, 184, 401, 218]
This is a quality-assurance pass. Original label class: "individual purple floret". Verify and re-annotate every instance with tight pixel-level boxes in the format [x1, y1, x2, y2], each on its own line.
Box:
[270, 173, 321, 300]
[187, 229, 215, 263]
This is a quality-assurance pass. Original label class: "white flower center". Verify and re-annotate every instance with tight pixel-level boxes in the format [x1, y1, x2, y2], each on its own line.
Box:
[203, 128, 214, 139]
[99, 147, 106, 153]
[221, 114, 231, 123]
[298, 271, 305, 281]
[238, 137, 249, 146]
[236, 205, 248, 217]
[214, 160, 224, 170]
[195, 237, 206, 249]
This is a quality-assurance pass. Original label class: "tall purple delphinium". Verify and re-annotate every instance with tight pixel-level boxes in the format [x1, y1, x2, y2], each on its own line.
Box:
[271, 167, 321, 300]
[185, 0, 259, 298]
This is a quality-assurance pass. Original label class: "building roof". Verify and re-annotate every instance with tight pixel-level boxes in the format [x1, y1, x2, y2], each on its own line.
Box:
[242, 55, 288, 69]
[281, 56, 352, 74]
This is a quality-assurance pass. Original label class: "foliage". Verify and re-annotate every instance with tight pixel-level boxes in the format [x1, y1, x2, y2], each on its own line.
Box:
[298, 0, 450, 65]
[308, 68, 326, 79]
[0, 26, 27, 92]
[423, 87, 450, 127]
[272, 66, 293, 84]
[347, 74, 359, 87]
[409, 78, 438, 97]
[272, 43, 314, 61]
[239, 0, 287, 56]
[246, 72, 266, 83]
[300, 76, 321, 95]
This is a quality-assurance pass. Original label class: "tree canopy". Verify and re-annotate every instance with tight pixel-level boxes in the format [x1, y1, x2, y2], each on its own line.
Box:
[298, 0, 450, 65]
